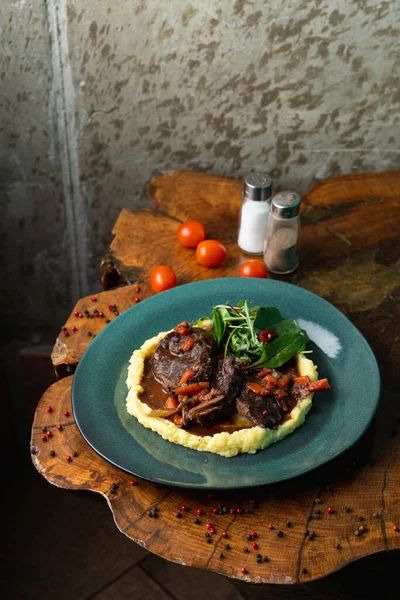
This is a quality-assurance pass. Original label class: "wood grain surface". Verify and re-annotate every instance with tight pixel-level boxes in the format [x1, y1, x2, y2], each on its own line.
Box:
[32, 170, 400, 584]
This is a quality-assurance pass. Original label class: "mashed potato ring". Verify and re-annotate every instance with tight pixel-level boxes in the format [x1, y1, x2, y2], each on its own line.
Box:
[126, 331, 317, 458]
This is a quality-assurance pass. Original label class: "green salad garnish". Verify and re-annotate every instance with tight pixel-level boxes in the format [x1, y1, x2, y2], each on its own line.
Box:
[195, 301, 310, 369]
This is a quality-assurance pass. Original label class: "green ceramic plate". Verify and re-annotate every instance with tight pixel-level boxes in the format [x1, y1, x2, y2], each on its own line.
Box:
[72, 278, 380, 489]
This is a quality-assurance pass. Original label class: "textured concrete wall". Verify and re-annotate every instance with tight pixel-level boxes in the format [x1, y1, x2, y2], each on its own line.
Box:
[1, 0, 399, 337]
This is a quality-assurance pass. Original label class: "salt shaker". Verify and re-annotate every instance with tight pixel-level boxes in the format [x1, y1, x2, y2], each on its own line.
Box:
[237, 172, 272, 255]
[263, 191, 301, 274]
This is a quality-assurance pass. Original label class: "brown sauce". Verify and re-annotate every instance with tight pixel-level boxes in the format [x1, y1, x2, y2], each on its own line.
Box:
[139, 358, 300, 436]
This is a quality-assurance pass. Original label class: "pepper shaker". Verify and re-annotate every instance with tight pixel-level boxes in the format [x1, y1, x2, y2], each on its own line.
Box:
[237, 172, 272, 255]
[263, 191, 301, 274]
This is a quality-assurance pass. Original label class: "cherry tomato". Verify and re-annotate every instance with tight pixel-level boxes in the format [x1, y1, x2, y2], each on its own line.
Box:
[150, 265, 177, 293]
[238, 260, 268, 278]
[196, 240, 226, 268]
[177, 221, 206, 248]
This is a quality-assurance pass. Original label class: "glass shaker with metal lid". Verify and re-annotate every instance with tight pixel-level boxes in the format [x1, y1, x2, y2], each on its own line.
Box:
[237, 172, 272, 255]
[263, 191, 301, 274]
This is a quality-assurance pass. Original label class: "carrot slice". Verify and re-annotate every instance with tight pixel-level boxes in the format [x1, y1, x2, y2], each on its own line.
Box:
[264, 374, 278, 386]
[277, 375, 290, 389]
[178, 369, 196, 386]
[182, 337, 196, 352]
[307, 378, 330, 392]
[246, 382, 269, 396]
[293, 376, 311, 385]
[172, 413, 183, 427]
[257, 368, 272, 378]
[164, 396, 179, 409]
[173, 382, 210, 396]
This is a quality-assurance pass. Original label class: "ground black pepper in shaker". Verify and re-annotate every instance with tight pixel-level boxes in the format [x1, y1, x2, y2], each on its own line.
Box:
[263, 191, 300, 274]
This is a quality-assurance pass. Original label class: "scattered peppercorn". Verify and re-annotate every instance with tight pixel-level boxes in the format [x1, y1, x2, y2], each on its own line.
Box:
[224, 544, 231, 550]
[57, 424, 63, 431]
[301, 567, 307, 574]
[31, 447, 36, 454]
[335, 543, 341, 549]
[110, 484, 118, 494]
[210, 527, 216, 534]
[252, 542, 258, 549]
[315, 509, 321, 515]
[373, 512, 380, 518]
[196, 509, 203, 515]
[135, 286, 140, 292]
[135, 297, 141, 303]
[212, 507, 218, 514]
[229, 508, 235, 514]
[50, 450, 56, 457]
[41, 426, 47, 432]
[41, 434, 47, 442]
[130, 479, 137, 486]
[87, 332, 92, 337]
[222, 532, 229, 539]
[315, 498, 322, 504]
[308, 531, 316, 540]
[256, 556, 262, 563]
[194, 518, 200, 524]
[355, 530, 361, 536]
[219, 553, 224, 559]
[205, 532, 210, 538]
[263, 556, 269, 562]
[72, 451, 78, 457]
[286, 521, 292, 527]
[64, 410, 70, 416]
[358, 525, 366, 533]
[327, 507, 334, 514]
[268, 523, 274, 530]
[236, 507, 243, 514]
[175, 512, 182, 518]
[46, 430, 52, 438]
[241, 567, 247, 574]
[47, 406, 53, 413]
[394, 525, 399, 532]
[277, 530, 283, 537]
[91, 296, 97, 301]
[66, 455, 72, 462]
[206, 538, 212, 544]
[243, 546, 248, 553]
[181, 505, 188, 512]
[344, 506, 351, 513]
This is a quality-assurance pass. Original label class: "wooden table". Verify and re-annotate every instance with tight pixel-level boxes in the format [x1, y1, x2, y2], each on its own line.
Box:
[31, 171, 400, 585]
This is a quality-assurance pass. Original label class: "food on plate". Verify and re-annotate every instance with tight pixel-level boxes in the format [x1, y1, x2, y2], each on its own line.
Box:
[177, 221, 206, 247]
[238, 260, 268, 278]
[126, 301, 330, 457]
[196, 240, 226, 267]
[150, 265, 177, 293]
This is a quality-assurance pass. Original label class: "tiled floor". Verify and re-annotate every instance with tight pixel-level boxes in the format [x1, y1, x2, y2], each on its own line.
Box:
[2, 346, 400, 599]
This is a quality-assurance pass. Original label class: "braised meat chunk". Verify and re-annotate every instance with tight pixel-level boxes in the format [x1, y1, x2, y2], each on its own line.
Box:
[151, 323, 212, 392]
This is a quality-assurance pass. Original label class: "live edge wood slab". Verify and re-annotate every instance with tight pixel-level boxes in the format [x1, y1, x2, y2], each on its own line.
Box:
[32, 171, 400, 584]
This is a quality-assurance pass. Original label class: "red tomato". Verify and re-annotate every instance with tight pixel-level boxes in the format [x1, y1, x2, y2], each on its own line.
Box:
[150, 265, 177, 293]
[177, 221, 206, 248]
[238, 260, 268, 278]
[196, 240, 226, 267]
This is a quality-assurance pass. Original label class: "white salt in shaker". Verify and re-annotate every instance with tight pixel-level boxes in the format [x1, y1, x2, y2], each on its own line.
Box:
[237, 172, 272, 255]
[263, 191, 301, 274]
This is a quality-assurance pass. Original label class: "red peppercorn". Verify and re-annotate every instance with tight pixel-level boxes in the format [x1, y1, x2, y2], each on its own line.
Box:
[394, 525, 399, 532]
[135, 297, 141, 303]
[71, 326, 77, 332]
[252, 541, 258, 549]
[249, 499, 255, 505]
[135, 286, 140, 292]
[241, 567, 247, 574]
[229, 508, 236, 514]
[327, 507, 334, 514]
[222, 532, 229, 538]
[213, 507, 218, 513]
[57, 424, 63, 431]
[268, 523, 273, 530]
[236, 507, 243, 514]
[181, 505, 188, 512]
[74, 311, 79, 316]
[259, 329, 277, 343]
[78, 313, 83, 318]
[63, 331, 69, 337]
[130, 479, 137, 486]
[251, 530, 258, 538]
[91, 296, 97, 301]
[196, 509, 203, 515]
[210, 527, 216, 534]
[108, 304, 113, 310]
[66, 455, 72, 462]
[64, 411, 70, 417]
[46, 430, 52, 438]
[206, 523, 212, 529]
[47, 406, 53, 413]
[41, 434, 47, 442]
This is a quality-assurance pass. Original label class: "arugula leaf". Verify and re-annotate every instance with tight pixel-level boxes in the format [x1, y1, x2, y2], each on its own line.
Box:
[211, 307, 225, 346]
[251, 333, 304, 369]
[254, 307, 284, 332]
